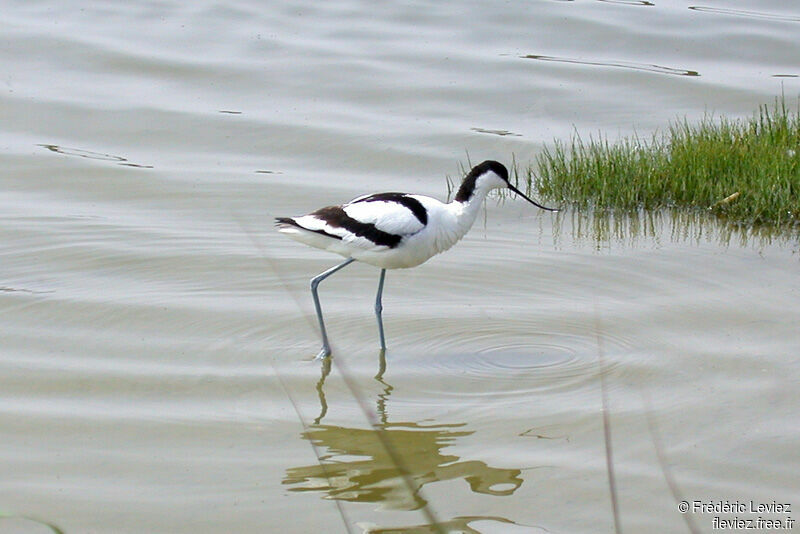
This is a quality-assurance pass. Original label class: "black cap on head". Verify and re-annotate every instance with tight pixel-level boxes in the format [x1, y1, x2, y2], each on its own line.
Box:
[455, 160, 559, 212]
[473, 160, 509, 182]
[455, 160, 509, 202]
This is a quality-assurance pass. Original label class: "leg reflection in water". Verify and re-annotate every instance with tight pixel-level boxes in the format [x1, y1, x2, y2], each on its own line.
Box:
[285, 350, 524, 513]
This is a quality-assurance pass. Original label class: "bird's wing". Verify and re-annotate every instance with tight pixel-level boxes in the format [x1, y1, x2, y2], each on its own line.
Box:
[288, 203, 403, 251]
[343, 193, 427, 237]
[281, 193, 429, 253]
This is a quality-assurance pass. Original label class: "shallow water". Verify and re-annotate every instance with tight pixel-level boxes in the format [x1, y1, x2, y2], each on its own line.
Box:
[2, 2, 799, 533]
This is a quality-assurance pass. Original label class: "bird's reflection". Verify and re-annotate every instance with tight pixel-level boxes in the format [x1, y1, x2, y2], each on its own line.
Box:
[313, 356, 332, 425]
[284, 350, 523, 512]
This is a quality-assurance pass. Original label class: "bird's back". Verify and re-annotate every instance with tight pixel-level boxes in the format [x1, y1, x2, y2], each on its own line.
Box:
[277, 191, 442, 268]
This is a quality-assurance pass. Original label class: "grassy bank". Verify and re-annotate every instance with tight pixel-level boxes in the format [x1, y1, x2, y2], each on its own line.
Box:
[529, 99, 800, 231]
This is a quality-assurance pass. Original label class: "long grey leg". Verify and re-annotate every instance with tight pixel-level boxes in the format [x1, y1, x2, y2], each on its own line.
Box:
[374, 268, 387, 350]
[310, 258, 355, 359]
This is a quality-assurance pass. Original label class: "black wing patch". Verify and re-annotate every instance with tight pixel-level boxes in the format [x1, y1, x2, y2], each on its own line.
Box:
[353, 192, 428, 225]
[310, 206, 403, 248]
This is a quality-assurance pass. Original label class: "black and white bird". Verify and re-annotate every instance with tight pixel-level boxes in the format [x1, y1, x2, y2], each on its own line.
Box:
[276, 160, 557, 359]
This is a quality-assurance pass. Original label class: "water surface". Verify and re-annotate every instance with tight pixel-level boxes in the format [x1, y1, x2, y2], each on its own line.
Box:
[1, 1, 799, 533]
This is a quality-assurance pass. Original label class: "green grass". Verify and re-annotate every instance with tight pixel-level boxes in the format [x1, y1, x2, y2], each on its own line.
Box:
[529, 98, 800, 232]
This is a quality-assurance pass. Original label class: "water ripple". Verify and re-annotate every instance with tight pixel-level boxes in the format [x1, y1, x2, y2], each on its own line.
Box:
[389, 320, 636, 397]
[688, 6, 800, 23]
[470, 127, 522, 137]
[38, 144, 153, 168]
[598, 0, 654, 6]
[521, 54, 700, 77]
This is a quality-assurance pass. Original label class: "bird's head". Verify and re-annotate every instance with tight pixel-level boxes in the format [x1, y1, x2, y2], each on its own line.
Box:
[460, 160, 558, 212]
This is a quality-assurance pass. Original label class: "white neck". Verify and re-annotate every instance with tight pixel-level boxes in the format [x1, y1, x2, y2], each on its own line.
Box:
[451, 183, 493, 225]
[430, 183, 495, 254]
